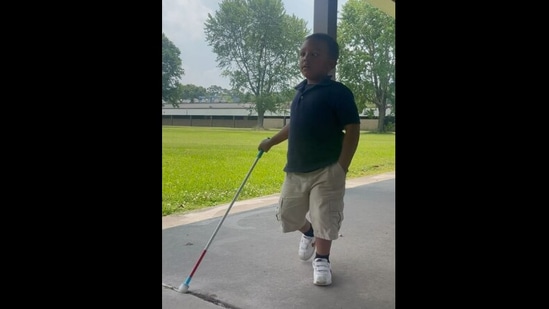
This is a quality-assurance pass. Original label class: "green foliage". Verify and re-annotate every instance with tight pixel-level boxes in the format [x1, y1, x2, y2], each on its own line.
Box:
[204, 0, 309, 128]
[337, 0, 395, 132]
[179, 84, 207, 103]
[363, 108, 376, 119]
[162, 33, 185, 106]
[162, 126, 395, 216]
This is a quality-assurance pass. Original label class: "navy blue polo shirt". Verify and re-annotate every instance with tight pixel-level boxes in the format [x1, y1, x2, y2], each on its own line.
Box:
[285, 76, 361, 173]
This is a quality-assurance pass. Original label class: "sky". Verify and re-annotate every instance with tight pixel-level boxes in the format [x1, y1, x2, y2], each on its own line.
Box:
[162, 0, 348, 89]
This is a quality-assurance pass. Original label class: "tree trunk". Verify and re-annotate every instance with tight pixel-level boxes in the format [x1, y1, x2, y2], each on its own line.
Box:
[257, 111, 265, 129]
[377, 106, 387, 132]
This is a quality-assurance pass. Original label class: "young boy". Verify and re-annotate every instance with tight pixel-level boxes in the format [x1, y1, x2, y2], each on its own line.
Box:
[258, 33, 361, 286]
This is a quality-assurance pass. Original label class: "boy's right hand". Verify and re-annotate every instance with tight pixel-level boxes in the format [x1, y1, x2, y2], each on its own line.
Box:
[258, 138, 272, 153]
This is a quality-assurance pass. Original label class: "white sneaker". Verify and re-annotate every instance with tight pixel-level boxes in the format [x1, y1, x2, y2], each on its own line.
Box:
[313, 258, 332, 286]
[298, 235, 315, 260]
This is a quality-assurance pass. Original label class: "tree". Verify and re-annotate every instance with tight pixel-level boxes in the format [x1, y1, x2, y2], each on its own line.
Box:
[204, 0, 309, 129]
[337, 0, 395, 132]
[179, 84, 207, 103]
[162, 33, 185, 107]
[205, 85, 225, 102]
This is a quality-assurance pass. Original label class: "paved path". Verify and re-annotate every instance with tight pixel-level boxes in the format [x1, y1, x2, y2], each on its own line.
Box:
[162, 171, 395, 309]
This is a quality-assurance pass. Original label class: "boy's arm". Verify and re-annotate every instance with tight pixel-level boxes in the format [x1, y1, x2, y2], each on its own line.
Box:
[338, 123, 361, 173]
[258, 124, 290, 152]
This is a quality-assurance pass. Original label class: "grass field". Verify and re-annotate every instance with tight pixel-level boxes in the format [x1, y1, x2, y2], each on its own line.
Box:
[162, 126, 395, 216]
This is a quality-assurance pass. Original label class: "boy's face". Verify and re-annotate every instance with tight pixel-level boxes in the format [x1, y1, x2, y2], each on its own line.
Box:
[299, 38, 336, 84]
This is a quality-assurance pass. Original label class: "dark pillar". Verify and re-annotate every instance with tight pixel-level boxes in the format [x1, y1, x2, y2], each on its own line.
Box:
[314, 0, 338, 79]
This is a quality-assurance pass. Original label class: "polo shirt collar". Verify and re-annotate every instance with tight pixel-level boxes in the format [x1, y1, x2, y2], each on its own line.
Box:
[295, 75, 334, 91]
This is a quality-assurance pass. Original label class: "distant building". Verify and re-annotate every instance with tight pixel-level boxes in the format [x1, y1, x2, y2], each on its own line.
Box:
[161, 102, 382, 131]
[162, 102, 289, 117]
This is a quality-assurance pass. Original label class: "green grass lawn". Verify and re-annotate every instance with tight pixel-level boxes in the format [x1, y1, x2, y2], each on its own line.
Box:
[162, 126, 395, 216]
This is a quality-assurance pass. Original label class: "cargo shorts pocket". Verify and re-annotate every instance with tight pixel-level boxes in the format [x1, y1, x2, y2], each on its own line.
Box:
[278, 197, 308, 232]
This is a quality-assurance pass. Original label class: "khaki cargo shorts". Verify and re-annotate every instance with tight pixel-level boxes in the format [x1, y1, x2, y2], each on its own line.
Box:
[276, 162, 346, 240]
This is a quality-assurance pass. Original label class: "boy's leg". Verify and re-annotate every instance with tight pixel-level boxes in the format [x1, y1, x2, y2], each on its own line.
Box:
[278, 173, 315, 261]
[298, 221, 316, 260]
[298, 221, 311, 233]
[309, 162, 346, 285]
[277, 173, 310, 232]
[308, 162, 346, 243]
[314, 238, 332, 256]
[279, 172, 322, 261]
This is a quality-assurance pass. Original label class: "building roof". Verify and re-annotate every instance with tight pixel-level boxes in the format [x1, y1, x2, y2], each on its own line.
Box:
[162, 103, 290, 117]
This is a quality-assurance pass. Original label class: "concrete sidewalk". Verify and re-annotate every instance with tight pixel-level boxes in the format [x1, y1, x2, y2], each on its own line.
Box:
[162, 171, 395, 309]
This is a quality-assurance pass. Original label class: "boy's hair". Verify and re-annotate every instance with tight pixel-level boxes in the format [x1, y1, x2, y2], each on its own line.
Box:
[305, 33, 339, 60]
